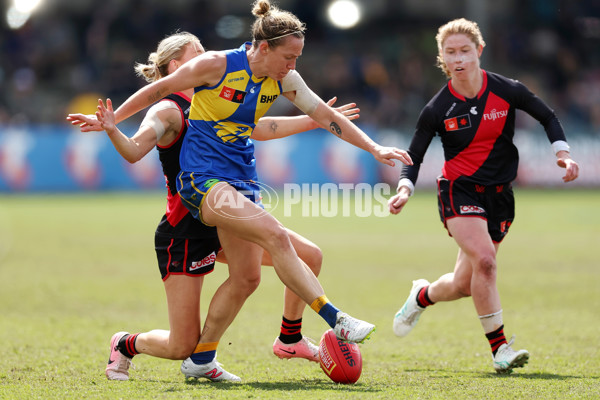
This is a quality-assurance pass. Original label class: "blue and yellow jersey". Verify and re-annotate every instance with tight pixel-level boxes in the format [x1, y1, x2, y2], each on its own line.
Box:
[180, 42, 282, 182]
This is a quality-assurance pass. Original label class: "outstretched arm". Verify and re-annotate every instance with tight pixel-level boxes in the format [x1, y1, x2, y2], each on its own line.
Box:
[308, 99, 412, 167]
[281, 70, 412, 167]
[68, 51, 225, 128]
[66, 113, 102, 132]
[252, 97, 359, 141]
[96, 98, 184, 163]
[68, 97, 183, 164]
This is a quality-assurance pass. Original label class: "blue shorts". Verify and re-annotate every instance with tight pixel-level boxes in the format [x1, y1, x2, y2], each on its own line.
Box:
[176, 172, 263, 225]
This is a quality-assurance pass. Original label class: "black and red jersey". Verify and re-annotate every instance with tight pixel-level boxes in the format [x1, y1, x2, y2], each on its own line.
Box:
[401, 70, 567, 186]
[155, 92, 217, 239]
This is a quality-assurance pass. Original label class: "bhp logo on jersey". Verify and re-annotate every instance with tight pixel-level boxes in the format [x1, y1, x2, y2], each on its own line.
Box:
[444, 114, 471, 132]
[460, 205, 485, 214]
[260, 94, 278, 104]
[219, 86, 247, 103]
[190, 251, 217, 271]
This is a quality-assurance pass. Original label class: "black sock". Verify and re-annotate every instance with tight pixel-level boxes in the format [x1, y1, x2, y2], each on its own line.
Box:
[416, 286, 435, 308]
[278, 317, 302, 344]
[485, 325, 507, 356]
[117, 333, 139, 358]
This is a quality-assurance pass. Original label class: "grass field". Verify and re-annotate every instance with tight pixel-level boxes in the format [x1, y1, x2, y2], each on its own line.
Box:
[0, 189, 598, 399]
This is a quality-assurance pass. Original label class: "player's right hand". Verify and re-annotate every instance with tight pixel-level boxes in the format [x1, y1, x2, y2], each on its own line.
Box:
[388, 189, 410, 215]
[95, 98, 117, 134]
[66, 113, 102, 132]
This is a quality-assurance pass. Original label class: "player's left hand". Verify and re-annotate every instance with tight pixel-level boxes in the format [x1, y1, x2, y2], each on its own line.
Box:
[556, 156, 579, 182]
[372, 145, 413, 167]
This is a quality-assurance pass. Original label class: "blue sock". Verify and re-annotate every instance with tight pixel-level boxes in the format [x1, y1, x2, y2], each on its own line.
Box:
[190, 349, 216, 365]
[319, 303, 340, 328]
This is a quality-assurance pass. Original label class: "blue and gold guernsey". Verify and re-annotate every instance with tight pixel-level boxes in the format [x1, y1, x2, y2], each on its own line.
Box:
[180, 42, 282, 182]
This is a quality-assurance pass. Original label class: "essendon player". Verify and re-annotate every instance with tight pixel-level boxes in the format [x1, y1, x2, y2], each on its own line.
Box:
[389, 18, 579, 374]
[68, 31, 362, 381]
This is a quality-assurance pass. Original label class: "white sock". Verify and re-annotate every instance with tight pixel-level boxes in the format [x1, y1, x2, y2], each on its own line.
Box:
[479, 309, 503, 334]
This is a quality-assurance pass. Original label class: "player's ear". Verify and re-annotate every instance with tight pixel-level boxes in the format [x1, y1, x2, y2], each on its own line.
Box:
[259, 41, 269, 54]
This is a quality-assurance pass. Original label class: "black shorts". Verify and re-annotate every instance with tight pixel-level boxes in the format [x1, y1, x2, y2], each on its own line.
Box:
[437, 177, 515, 243]
[155, 234, 221, 281]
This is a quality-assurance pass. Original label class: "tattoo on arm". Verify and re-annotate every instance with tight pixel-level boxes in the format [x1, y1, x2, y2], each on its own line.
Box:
[147, 90, 162, 103]
[269, 120, 278, 134]
[329, 122, 342, 137]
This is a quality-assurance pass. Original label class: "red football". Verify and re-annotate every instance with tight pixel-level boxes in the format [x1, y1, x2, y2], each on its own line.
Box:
[318, 329, 363, 384]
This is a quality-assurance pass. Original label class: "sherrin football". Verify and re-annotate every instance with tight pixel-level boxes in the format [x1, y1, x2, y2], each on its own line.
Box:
[318, 328, 363, 384]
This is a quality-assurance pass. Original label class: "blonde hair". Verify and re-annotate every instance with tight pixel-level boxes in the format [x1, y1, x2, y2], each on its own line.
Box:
[134, 32, 203, 82]
[251, 0, 305, 48]
[435, 18, 486, 78]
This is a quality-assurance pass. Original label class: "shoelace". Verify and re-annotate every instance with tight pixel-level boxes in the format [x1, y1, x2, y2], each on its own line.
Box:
[115, 355, 134, 372]
[340, 314, 358, 329]
[506, 334, 516, 348]
[302, 336, 317, 345]
[497, 335, 518, 359]
[403, 309, 421, 324]
[301, 336, 319, 357]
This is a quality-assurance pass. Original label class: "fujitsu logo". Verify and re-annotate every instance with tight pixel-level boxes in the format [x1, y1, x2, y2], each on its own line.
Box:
[483, 108, 508, 121]
[190, 251, 216, 271]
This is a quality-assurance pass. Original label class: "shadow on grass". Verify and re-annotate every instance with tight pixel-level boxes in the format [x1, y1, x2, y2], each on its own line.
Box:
[483, 372, 600, 381]
[184, 377, 382, 393]
[404, 369, 599, 381]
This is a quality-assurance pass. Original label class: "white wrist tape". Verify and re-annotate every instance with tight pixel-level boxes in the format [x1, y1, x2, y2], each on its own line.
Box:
[397, 178, 415, 197]
[551, 140, 570, 154]
[140, 100, 179, 141]
[281, 70, 320, 115]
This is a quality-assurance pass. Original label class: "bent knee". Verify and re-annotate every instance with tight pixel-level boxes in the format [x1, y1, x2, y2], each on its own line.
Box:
[246, 275, 261, 293]
[474, 254, 497, 278]
[303, 247, 323, 276]
[451, 275, 472, 297]
[168, 340, 198, 360]
[456, 283, 472, 297]
[232, 274, 261, 296]
[261, 224, 293, 252]
[170, 347, 194, 360]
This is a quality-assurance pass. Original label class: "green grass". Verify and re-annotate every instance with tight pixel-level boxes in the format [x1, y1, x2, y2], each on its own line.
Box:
[0, 189, 598, 399]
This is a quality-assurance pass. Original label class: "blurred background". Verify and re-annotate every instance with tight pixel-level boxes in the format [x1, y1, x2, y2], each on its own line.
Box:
[0, 0, 599, 192]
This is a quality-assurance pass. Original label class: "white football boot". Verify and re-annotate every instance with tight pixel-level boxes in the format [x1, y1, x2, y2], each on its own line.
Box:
[393, 279, 430, 337]
[333, 312, 375, 343]
[493, 336, 529, 374]
[180, 357, 241, 382]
